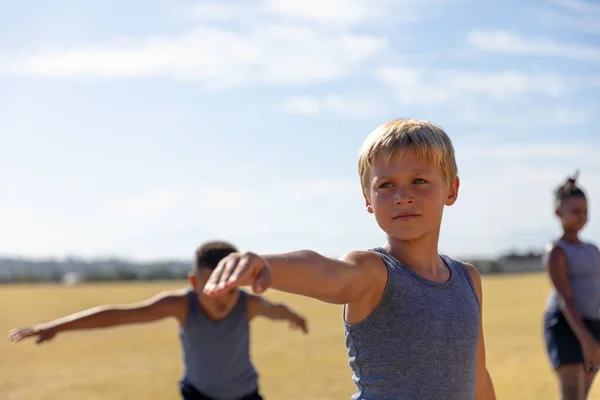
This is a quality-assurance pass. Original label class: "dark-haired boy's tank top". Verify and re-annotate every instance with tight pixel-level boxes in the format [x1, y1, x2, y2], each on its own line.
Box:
[545, 240, 600, 320]
[344, 248, 481, 400]
[179, 289, 258, 400]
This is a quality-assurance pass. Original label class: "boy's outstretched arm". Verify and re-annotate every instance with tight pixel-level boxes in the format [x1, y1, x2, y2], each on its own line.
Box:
[465, 263, 496, 400]
[204, 250, 384, 305]
[247, 295, 308, 334]
[8, 290, 187, 344]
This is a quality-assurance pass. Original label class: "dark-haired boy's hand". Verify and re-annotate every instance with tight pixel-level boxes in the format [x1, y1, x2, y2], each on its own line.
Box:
[203, 252, 272, 296]
[8, 325, 57, 344]
[285, 309, 309, 334]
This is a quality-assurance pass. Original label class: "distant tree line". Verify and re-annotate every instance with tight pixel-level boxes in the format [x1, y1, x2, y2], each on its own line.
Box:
[0, 257, 191, 284]
[0, 248, 546, 284]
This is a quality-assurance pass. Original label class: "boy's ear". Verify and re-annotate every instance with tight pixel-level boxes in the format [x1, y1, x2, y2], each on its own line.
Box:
[445, 176, 460, 206]
[555, 207, 562, 217]
[363, 189, 373, 214]
[188, 273, 197, 290]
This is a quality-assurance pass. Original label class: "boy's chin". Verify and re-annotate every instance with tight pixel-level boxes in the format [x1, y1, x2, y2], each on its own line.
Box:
[386, 229, 426, 242]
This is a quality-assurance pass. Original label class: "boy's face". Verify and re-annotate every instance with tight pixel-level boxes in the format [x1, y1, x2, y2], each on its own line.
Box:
[189, 267, 239, 320]
[363, 149, 459, 242]
[557, 196, 588, 233]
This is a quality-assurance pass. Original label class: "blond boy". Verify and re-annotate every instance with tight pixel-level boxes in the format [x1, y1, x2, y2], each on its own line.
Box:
[204, 119, 496, 399]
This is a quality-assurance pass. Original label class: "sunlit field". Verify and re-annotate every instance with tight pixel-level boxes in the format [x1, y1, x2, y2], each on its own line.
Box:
[1, 273, 593, 400]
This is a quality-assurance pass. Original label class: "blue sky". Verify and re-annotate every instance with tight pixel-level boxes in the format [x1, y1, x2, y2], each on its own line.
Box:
[1, 0, 599, 261]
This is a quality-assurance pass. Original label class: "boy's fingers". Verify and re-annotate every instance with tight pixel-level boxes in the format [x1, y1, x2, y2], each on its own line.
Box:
[253, 267, 272, 294]
[11, 329, 35, 342]
[10, 328, 28, 340]
[220, 257, 240, 288]
[204, 270, 222, 293]
[227, 254, 250, 285]
[204, 256, 232, 294]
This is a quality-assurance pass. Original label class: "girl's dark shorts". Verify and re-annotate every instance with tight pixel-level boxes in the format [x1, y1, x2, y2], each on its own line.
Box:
[544, 310, 600, 369]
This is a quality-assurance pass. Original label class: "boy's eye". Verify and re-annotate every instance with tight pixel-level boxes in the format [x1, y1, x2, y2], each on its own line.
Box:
[378, 182, 393, 188]
[413, 178, 427, 184]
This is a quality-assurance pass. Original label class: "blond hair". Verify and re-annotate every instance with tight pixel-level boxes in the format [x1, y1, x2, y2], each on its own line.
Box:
[358, 118, 457, 189]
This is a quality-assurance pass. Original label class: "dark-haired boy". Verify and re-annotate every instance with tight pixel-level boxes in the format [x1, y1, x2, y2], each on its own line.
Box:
[9, 241, 308, 400]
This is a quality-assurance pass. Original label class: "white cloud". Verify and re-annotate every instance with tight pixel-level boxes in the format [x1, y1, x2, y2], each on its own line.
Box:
[377, 66, 569, 104]
[282, 95, 385, 118]
[264, 0, 382, 27]
[539, 11, 600, 35]
[538, 0, 600, 35]
[0, 0, 464, 87]
[2, 25, 384, 87]
[549, 0, 600, 14]
[192, 0, 435, 28]
[0, 0, 408, 86]
[467, 30, 600, 60]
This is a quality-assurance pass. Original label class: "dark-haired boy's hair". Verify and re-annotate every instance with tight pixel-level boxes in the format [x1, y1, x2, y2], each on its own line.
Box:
[194, 241, 238, 272]
[555, 170, 586, 207]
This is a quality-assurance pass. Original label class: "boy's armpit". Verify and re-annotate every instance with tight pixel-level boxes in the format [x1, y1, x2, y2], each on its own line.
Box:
[341, 251, 389, 324]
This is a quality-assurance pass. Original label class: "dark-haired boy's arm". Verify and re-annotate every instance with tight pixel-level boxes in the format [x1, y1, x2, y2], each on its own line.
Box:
[247, 295, 308, 334]
[8, 290, 188, 344]
[204, 250, 385, 305]
[464, 263, 496, 400]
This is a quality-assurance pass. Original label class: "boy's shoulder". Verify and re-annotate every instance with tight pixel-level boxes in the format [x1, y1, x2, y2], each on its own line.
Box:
[155, 288, 191, 325]
[461, 261, 481, 286]
[448, 258, 482, 296]
[340, 249, 388, 278]
[161, 287, 191, 299]
[151, 288, 190, 312]
[340, 249, 384, 266]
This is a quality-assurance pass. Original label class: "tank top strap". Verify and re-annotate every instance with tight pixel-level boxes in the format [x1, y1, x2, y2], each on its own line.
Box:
[440, 255, 480, 311]
[185, 288, 200, 319]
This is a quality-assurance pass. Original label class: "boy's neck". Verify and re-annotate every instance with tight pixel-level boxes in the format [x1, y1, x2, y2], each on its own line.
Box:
[561, 231, 580, 244]
[384, 232, 444, 275]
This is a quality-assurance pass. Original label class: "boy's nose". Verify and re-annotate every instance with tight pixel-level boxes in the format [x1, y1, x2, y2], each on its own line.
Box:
[394, 187, 414, 204]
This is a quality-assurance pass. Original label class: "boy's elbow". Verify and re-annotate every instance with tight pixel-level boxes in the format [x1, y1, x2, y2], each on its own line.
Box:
[476, 369, 496, 400]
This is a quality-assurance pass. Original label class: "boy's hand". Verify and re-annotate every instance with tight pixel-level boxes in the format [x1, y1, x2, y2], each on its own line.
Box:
[8, 325, 57, 344]
[285, 308, 308, 334]
[204, 252, 272, 296]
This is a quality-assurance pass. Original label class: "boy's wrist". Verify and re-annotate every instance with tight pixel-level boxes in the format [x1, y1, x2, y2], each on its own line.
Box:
[38, 322, 60, 332]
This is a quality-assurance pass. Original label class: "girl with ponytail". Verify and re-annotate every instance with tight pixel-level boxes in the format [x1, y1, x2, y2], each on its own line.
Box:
[543, 171, 600, 400]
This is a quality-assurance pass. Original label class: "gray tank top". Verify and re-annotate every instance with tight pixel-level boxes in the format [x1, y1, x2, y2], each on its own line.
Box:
[344, 248, 481, 400]
[545, 240, 600, 320]
[179, 289, 258, 400]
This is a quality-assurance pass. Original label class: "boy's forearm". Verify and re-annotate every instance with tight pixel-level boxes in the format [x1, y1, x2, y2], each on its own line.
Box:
[477, 370, 496, 400]
[44, 306, 133, 332]
[262, 250, 352, 303]
[263, 303, 291, 320]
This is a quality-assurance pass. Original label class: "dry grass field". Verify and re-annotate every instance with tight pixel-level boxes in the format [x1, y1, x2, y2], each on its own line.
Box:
[1, 273, 596, 399]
